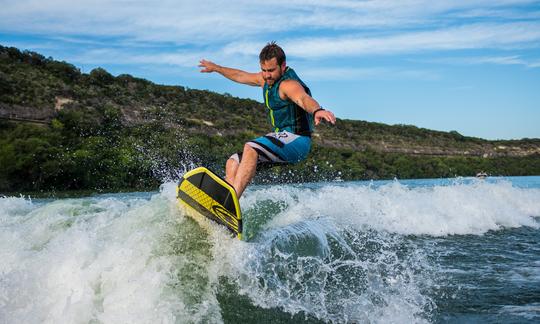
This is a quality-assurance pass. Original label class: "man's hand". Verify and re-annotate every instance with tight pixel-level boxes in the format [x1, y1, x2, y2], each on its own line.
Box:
[199, 59, 220, 73]
[314, 110, 336, 126]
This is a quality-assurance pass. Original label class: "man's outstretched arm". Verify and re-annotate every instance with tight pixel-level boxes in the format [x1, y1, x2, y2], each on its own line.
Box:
[280, 80, 336, 125]
[199, 59, 264, 87]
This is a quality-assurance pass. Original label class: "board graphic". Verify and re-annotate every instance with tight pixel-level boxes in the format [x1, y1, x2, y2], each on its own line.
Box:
[176, 167, 242, 239]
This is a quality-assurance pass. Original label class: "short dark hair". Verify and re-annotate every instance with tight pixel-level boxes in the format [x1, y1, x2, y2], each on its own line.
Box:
[259, 41, 286, 66]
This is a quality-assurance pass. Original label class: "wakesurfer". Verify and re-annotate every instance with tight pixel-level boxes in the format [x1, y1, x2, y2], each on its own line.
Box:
[199, 42, 336, 198]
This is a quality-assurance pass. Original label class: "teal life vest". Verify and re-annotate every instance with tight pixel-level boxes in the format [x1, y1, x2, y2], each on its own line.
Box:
[263, 67, 314, 136]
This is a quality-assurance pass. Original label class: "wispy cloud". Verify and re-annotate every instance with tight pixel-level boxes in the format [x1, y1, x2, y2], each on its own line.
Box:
[528, 60, 540, 68]
[299, 66, 440, 81]
[2, 0, 540, 44]
[464, 55, 540, 68]
[422, 55, 540, 68]
[2, 0, 540, 71]
[280, 22, 540, 58]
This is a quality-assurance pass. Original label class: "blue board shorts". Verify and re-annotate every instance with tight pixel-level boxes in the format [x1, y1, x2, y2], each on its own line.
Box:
[230, 131, 312, 165]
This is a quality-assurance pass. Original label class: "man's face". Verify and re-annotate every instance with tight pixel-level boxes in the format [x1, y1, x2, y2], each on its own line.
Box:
[260, 58, 286, 86]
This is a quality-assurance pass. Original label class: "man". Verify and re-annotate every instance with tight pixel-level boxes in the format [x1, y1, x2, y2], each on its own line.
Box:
[199, 42, 336, 198]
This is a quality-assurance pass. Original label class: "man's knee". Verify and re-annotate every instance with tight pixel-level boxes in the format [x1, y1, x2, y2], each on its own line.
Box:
[226, 156, 238, 168]
[243, 143, 258, 157]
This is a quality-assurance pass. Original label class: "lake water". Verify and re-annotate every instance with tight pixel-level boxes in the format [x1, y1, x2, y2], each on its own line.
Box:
[1, 176, 539, 323]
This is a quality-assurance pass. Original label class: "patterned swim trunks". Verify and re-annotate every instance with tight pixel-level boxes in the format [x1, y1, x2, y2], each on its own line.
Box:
[230, 131, 312, 165]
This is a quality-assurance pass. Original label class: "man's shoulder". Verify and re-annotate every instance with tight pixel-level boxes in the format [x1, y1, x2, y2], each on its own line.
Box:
[280, 78, 300, 85]
[278, 79, 302, 92]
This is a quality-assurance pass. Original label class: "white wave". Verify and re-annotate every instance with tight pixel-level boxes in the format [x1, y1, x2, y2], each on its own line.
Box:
[159, 181, 180, 202]
[0, 193, 222, 324]
[0, 195, 35, 222]
[2, 177, 539, 323]
[245, 179, 540, 236]
[210, 219, 434, 323]
[208, 178, 540, 322]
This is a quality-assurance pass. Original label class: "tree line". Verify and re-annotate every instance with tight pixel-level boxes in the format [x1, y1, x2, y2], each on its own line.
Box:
[1, 45, 539, 194]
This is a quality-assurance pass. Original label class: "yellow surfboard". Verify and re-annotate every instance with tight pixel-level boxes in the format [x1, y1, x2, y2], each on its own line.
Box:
[176, 167, 243, 240]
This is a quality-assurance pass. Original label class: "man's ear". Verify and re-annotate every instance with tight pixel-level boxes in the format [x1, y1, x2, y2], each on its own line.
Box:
[281, 61, 287, 73]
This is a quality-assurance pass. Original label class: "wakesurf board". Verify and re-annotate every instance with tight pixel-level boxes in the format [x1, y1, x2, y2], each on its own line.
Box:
[176, 167, 243, 239]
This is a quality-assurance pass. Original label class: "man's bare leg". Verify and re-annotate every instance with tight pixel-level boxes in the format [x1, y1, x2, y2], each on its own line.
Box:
[225, 158, 239, 184]
[232, 144, 258, 198]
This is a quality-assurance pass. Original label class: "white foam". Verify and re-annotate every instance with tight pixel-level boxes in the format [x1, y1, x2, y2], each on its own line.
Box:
[191, 178, 540, 322]
[202, 178, 540, 322]
[0, 194, 222, 323]
[247, 179, 540, 236]
[159, 181, 180, 202]
[210, 221, 434, 323]
[0, 195, 35, 221]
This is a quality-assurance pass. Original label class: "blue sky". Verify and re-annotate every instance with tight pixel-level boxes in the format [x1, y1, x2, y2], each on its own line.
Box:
[1, 0, 539, 140]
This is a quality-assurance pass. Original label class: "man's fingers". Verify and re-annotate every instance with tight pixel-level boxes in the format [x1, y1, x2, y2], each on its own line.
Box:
[328, 112, 336, 124]
[199, 59, 214, 72]
[326, 111, 336, 124]
[314, 111, 336, 125]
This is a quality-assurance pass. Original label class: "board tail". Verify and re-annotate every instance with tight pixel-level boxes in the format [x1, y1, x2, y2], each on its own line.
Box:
[176, 167, 242, 239]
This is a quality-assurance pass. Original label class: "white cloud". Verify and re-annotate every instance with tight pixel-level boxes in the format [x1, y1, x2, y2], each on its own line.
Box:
[2, 0, 539, 44]
[298, 66, 440, 81]
[3, 0, 540, 71]
[468, 55, 528, 65]
[420, 55, 540, 68]
[528, 60, 540, 68]
[279, 22, 540, 58]
[64, 48, 207, 67]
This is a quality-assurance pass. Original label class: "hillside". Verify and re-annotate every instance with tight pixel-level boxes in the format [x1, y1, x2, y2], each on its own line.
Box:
[1, 45, 539, 192]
